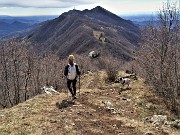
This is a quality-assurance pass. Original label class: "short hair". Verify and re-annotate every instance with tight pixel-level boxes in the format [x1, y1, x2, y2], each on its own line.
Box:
[68, 55, 75, 61]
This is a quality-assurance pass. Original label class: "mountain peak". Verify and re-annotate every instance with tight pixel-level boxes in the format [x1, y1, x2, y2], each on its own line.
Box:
[93, 6, 105, 10]
[24, 6, 140, 60]
[63, 9, 82, 16]
[64, 6, 108, 16]
[91, 6, 108, 13]
[62, 6, 114, 18]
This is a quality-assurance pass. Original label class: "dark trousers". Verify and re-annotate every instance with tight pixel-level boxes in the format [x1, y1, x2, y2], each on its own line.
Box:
[67, 79, 77, 97]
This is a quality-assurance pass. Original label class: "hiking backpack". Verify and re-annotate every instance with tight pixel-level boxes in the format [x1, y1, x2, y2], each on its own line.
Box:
[67, 63, 77, 80]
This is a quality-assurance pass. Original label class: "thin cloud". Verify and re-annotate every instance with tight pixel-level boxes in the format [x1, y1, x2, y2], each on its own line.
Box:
[0, 0, 96, 8]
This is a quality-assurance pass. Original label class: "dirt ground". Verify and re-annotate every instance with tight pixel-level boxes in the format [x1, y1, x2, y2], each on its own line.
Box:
[0, 72, 179, 135]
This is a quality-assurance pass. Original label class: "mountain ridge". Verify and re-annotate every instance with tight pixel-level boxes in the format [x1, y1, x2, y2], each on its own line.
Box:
[24, 6, 140, 60]
[0, 20, 31, 38]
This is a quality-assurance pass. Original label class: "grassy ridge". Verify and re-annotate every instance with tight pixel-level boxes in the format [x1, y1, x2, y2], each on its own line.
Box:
[0, 71, 179, 135]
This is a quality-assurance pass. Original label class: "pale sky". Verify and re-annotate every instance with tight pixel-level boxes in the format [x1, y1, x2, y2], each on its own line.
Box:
[0, 0, 179, 16]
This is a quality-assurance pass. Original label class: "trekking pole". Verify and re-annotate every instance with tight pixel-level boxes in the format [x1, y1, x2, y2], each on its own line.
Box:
[79, 75, 80, 96]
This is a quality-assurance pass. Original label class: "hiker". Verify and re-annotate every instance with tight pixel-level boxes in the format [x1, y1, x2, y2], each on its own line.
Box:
[64, 55, 81, 100]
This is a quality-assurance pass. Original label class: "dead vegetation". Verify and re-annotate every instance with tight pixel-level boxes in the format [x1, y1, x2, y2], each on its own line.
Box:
[137, 2, 180, 115]
[0, 71, 179, 135]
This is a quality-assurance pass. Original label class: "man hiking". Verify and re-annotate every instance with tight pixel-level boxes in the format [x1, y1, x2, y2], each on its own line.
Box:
[64, 55, 81, 100]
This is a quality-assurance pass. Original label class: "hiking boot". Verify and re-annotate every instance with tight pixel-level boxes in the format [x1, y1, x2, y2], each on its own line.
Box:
[72, 96, 77, 100]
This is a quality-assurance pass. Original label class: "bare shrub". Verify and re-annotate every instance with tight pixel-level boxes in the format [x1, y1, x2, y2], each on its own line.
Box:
[97, 55, 121, 82]
[0, 39, 66, 108]
[74, 54, 96, 74]
[137, 2, 180, 115]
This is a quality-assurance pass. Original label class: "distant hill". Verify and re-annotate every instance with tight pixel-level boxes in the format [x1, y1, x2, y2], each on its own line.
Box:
[0, 15, 57, 38]
[121, 14, 159, 27]
[0, 15, 58, 24]
[23, 6, 140, 60]
[0, 21, 31, 38]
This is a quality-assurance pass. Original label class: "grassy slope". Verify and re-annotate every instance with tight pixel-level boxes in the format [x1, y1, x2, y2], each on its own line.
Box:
[0, 71, 179, 135]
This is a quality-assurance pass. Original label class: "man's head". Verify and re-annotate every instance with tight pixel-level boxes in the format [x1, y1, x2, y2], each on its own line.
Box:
[68, 55, 75, 64]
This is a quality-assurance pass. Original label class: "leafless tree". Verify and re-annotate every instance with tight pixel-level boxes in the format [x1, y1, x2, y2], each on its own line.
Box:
[137, 2, 180, 115]
[0, 39, 67, 108]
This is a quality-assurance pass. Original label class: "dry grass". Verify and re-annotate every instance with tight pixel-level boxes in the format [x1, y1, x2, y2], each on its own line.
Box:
[0, 71, 179, 135]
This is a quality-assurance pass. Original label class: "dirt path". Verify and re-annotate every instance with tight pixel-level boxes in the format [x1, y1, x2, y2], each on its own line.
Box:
[0, 76, 179, 135]
[52, 87, 170, 135]
[51, 90, 142, 135]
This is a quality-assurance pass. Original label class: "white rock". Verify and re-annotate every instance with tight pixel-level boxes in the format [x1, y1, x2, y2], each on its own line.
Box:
[150, 115, 167, 123]
[41, 86, 60, 94]
[150, 115, 167, 127]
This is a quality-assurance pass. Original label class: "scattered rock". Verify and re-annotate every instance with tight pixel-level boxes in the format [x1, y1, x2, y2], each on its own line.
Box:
[150, 115, 167, 127]
[127, 99, 131, 102]
[149, 115, 180, 130]
[41, 86, 60, 94]
[102, 100, 119, 114]
[102, 101, 113, 108]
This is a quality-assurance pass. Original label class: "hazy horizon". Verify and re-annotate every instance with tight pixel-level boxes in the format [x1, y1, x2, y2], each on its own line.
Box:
[0, 11, 157, 17]
[0, 0, 179, 16]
